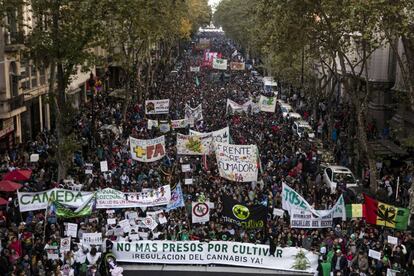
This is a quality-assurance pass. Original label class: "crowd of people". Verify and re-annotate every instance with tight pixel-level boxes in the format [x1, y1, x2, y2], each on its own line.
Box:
[0, 32, 413, 276]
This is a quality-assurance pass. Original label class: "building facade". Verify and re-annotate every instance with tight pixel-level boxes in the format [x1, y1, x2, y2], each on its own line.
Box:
[0, 6, 95, 151]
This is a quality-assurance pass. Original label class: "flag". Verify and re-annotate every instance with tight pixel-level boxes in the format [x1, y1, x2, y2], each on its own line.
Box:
[363, 194, 409, 230]
[166, 183, 184, 211]
[346, 204, 363, 218]
[202, 154, 208, 171]
[52, 195, 95, 219]
[195, 76, 200, 87]
[221, 195, 267, 229]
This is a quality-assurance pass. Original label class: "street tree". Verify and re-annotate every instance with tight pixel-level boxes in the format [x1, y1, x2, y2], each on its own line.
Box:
[28, 0, 102, 179]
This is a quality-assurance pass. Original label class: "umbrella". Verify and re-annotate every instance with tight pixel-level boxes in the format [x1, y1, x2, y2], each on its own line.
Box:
[0, 180, 23, 192]
[3, 170, 32, 181]
[0, 197, 8, 205]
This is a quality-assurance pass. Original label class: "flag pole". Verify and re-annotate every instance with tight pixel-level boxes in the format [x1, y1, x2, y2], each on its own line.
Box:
[395, 177, 400, 201]
[43, 199, 51, 243]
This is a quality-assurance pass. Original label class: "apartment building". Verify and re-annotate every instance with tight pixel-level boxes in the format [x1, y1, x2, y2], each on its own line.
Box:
[0, 6, 95, 151]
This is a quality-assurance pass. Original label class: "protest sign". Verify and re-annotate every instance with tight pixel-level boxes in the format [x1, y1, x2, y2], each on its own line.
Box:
[165, 184, 185, 212]
[259, 96, 276, 112]
[192, 202, 210, 223]
[273, 208, 285, 218]
[17, 189, 95, 212]
[190, 126, 230, 144]
[130, 136, 165, 162]
[47, 253, 59, 260]
[368, 249, 381, 260]
[212, 58, 228, 70]
[118, 219, 131, 233]
[142, 216, 158, 230]
[290, 208, 333, 228]
[107, 218, 117, 225]
[112, 241, 318, 273]
[100, 161, 108, 172]
[387, 236, 398, 245]
[126, 211, 138, 220]
[171, 119, 189, 129]
[60, 237, 71, 252]
[82, 233, 102, 246]
[184, 178, 193, 185]
[226, 99, 255, 114]
[230, 62, 245, 70]
[177, 133, 211, 155]
[66, 223, 78, 238]
[184, 104, 203, 124]
[181, 164, 191, 172]
[30, 154, 39, 162]
[215, 142, 258, 182]
[147, 119, 159, 130]
[159, 121, 170, 133]
[145, 99, 169, 114]
[96, 185, 171, 209]
[190, 66, 200, 72]
[222, 195, 266, 229]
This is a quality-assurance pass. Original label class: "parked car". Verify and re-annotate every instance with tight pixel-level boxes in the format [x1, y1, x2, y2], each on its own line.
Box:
[323, 165, 358, 193]
[292, 120, 315, 139]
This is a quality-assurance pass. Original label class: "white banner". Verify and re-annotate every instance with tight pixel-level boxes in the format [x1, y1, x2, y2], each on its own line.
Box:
[259, 96, 276, 112]
[130, 136, 165, 162]
[226, 99, 256, 114]
[145, 99, 170, 114]
[184, 104, 203, 125]
[215, 143, 258, 182]
[192, 202, 210, 223]
[82, 233, 102, 246]
[177, 133, 211, 155]
[290, 208, 333, 228]
[190, 66, 200, 72]
[190, 126, 230, 144]
[212, 58, 228, 70]
[282, 183, 346, 220]
[171, 119, 189, 129]
[112, 241, 318, 273]
[96, 185, 171, 209]
[17, 189, 95, 212]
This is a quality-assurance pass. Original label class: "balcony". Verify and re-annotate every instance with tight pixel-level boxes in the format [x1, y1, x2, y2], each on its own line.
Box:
[4, 31, 25, 53]
[0, 94, 26, 118]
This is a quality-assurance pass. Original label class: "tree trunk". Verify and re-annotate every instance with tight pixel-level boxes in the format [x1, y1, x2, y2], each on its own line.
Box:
[401, 35, 414, 112]
[355, 104, 377, 192]
[56, 62, 68, 180]
[122, 73, 131, 121]
[337, 52, 377, 192]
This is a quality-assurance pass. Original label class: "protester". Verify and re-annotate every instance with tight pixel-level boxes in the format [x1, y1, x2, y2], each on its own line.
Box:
[0, 32, 412, 276]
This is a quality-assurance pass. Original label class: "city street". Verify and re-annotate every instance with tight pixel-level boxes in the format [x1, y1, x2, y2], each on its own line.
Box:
[0, 1, 413, 276]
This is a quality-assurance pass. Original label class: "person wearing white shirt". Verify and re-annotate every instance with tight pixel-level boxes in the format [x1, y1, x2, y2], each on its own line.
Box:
[86, 247, 101, 267]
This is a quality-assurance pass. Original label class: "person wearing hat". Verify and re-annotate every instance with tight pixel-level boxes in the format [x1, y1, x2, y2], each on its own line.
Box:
[331, 249, 347, 275]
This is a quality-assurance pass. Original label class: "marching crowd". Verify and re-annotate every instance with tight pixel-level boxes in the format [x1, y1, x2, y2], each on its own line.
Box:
[0, 32, 413, 276]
